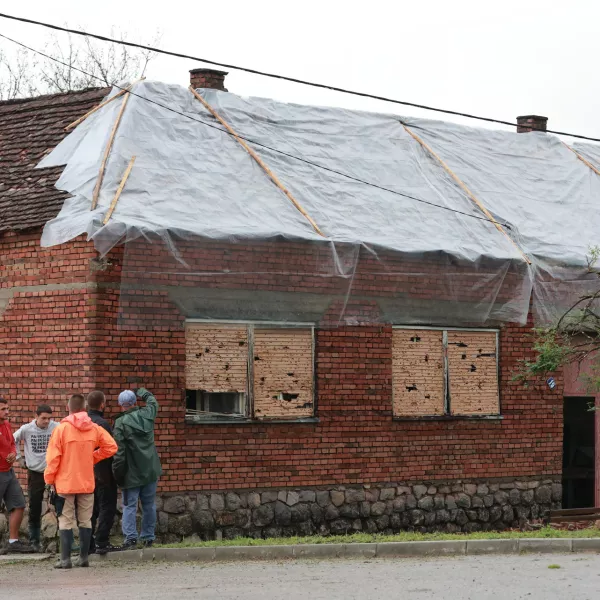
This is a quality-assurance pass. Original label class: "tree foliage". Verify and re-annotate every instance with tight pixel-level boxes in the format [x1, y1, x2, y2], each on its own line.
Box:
[517, 247, 600, 393]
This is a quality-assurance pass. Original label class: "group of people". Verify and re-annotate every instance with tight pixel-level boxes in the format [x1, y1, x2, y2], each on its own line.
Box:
[0, 387, 162, 569]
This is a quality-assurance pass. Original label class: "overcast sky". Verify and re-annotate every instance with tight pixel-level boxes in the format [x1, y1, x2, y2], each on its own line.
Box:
[2, 1, 599, 139]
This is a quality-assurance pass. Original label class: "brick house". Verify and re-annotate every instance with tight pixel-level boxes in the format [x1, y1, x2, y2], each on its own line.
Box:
[1, 68, 596, 543]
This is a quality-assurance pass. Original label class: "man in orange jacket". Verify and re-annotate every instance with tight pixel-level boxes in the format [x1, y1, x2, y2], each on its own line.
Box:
[45, 394, 117, 569]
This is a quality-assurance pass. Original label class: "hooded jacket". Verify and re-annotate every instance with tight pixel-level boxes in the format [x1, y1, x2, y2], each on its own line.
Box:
[44, 412, 117, 495]
[112, 388, 162, 489]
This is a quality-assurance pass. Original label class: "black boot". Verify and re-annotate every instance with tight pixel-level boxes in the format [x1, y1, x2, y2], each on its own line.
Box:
[69, 529, 80, 555]
[29, 524, 41, 552]
[89, 533, 96, 555]
[54, 530, 73, 569]
[76, 528, 92, 567]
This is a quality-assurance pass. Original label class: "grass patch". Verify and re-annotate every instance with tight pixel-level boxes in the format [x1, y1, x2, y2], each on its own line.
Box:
[547, 564, 561, 569]
[156, 527, 600, 549]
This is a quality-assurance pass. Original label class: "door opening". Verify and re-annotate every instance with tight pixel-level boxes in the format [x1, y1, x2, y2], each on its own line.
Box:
[563, 396, 596, 509]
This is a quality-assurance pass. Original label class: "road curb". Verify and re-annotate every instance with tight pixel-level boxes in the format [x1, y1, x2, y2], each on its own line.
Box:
[466, 539, 519, 555]
[0, 553, 52, 563]
[89, 537, 600, 564]
[518, 539, 573, 554]
[376, 540, 466, 557]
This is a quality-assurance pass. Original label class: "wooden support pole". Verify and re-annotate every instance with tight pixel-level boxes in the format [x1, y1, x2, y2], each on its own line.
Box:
[563, 142, 600, 178]
[188, 86, 325, 237]
[91, 92, 131, 211]
[102, 156, 136, 225]
[402, 123, 531, 265]
[65, 87, 129, 131]
[65, 77, 145, 131]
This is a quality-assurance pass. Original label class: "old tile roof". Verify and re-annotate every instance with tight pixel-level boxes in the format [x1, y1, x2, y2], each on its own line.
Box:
[0, 87, 109, 233]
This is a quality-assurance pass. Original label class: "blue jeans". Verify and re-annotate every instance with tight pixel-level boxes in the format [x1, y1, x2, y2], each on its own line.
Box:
[121, 481, 158, 543]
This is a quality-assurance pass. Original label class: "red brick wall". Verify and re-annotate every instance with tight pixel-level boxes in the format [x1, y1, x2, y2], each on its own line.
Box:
[0, 232, 563, 495]
[0, 232, 96, 288]
[118, 237, 527, 325]
[0, 233, 99, 412]
[99, 288, 563, 493]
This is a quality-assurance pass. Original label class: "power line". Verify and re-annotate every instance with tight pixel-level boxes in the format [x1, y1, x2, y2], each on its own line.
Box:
[0, 31, 514, 230]
[1, 12, 599, 143]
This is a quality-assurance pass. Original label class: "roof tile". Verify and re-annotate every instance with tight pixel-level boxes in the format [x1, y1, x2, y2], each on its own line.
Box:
[0, 87, 109, 232]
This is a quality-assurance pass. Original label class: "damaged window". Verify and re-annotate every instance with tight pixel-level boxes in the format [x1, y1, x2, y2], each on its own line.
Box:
[185, 324, 249, 419]
[392, 328, 445, 416]
[393, 328, 499, 417]
[185, 322, 314, 422]
[446, 331, 499, 415]
[253, 328, 314, 419]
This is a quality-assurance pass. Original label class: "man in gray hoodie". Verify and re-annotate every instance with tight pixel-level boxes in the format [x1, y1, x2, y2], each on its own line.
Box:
[13, 404, 58, 551]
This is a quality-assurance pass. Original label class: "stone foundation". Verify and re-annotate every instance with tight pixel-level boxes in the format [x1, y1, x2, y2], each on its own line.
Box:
[0, 478, 561, 549]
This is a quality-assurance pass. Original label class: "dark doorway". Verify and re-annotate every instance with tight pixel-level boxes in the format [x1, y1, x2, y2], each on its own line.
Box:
[563, 397, 595, 508]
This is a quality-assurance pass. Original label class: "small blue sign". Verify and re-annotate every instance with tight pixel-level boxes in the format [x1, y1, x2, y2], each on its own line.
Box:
[547, 377, 556, 390]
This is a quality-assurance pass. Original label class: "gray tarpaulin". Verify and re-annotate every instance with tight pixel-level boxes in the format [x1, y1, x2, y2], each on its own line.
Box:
[37, 80, 600, 326]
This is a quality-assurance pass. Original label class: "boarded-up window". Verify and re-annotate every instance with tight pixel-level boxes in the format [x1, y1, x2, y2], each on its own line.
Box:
[392, 329, 445, 416]
[447, 331, 499, 415]
[392, 328, 499, 417]
[254, 328, 314, 419]
[186, 324, 248, 392]
[185, 322, 314, 421]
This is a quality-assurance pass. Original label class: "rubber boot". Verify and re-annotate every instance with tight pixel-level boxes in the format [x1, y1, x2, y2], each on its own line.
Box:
[54, 530, 73, 569]
[68, 529, 80, 555]
[29, 524, 41, 552]
[76, 528, 92, 567]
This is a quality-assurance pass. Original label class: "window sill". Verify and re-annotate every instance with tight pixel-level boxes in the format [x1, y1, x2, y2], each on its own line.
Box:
[393, 414, 504, 422]
[185, 415, 320, 425]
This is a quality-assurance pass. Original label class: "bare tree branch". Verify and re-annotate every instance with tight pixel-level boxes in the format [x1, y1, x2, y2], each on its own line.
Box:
[0, 47, 33, 100]
[0, 27, 160, 99]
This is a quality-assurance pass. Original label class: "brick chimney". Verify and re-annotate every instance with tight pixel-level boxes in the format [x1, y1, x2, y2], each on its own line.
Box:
[516, 115, 547, 133]
[189, 68, 228, 91]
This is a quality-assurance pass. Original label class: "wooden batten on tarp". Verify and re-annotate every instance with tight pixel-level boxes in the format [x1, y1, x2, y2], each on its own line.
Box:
[402, 123, 531, 265]
[188, 86, 324, 238]
[90, 85, 137, 211]
[563, 142, 600, 178]
[65, 77, 146, 132]
[102, 156, 136, 225]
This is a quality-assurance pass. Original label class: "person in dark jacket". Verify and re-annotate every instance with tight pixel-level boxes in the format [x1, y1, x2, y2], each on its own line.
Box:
[86, 391, 121, 555]
[112, 388, 161, 549]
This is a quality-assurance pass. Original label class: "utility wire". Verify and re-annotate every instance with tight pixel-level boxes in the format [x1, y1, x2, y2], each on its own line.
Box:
[0, 31, 513, 229]
[1, 12, 600, 142]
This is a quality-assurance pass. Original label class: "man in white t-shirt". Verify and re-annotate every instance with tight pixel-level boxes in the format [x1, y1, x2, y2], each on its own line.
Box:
[14, 404, 58, 551]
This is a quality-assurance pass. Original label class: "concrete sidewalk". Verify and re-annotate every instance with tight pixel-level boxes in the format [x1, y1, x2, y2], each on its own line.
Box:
[89, 537, 600, 563]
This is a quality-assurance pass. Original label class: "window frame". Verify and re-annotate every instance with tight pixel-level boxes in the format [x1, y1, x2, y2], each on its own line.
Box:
[392, 325, 502, 421]
[185, 319, 317, 425]
[186, 390, 247, 417]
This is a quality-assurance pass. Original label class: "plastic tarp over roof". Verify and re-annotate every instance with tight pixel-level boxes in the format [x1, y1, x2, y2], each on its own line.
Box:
[37, 81, 600, 326]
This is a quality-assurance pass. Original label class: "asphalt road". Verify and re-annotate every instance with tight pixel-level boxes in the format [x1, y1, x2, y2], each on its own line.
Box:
[1, 553, 600, 599]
